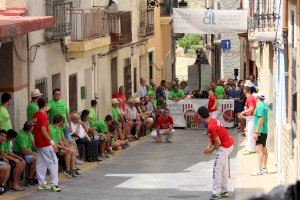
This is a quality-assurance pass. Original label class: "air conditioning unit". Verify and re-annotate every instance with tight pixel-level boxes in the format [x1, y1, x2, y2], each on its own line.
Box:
[248, 30, 279, 42]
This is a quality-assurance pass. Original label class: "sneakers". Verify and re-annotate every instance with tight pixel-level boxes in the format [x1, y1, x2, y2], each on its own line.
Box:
[28, 179, 37, 186]
[64, 170, 73, 178]
[210, 194, 222, 200]
[38, 184, 52, 191]
[220, 191, 229, 198]
[250, 169, 263, 176]
[75, 158, 84, 165]
[73, 169, 82, 176]
[262, 168, 268, 174]
[50, 185, 61, 192]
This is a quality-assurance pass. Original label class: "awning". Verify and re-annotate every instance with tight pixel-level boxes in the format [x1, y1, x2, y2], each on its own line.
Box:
[0, 15, 54, 38]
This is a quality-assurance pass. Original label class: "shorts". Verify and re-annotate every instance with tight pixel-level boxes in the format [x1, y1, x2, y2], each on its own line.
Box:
[24, 155, 35, 164]
[256, 134, 268, 147]
[63, 125, 72, 141]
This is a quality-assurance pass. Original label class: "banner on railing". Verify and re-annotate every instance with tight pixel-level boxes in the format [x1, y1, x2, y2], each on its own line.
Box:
[167, 99, 235, 128]
[173, 8, 248, 34]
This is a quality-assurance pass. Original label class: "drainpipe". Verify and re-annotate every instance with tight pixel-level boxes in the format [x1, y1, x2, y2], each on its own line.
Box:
[27, 34, 31, 101]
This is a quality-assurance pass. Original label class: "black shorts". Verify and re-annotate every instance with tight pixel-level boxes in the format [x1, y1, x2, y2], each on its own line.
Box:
[256, 134, 268, 147]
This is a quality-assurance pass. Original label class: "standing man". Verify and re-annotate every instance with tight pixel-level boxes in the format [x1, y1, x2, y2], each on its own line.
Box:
[208, 89, 219, 119]
[0, 93, 12, 131]
[241, 85, 257, 155]
[156, 80, 167, 101]
[33, 98, 61, 192]
[140, 78, 147, 98]
[27, 89, 42, 121]
[150, 109, 175, 143]
[113, 86, 127, 112]
[251, 92, 269, 176]
[197, 106, 234, 200]
[249, 75, 258, 89]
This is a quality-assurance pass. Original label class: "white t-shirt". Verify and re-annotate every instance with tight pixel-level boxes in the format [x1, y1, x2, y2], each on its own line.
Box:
[70, 122, 86, 139]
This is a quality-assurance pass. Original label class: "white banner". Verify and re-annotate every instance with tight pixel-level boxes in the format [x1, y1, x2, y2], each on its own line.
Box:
[173, 8, 248, 34]
[167, 99, 235, 128]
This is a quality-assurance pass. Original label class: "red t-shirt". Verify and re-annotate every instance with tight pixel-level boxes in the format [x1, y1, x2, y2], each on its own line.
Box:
[207, 118, 234, 148]
[157, 116, 174, 129]
[113, 92, 126, 111]
[33, 111, 50, 148]
[245, 95, 256, 116]
[208, 95, 217, 112]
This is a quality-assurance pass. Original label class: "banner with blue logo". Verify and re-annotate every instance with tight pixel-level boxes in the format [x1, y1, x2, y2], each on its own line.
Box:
[173, 8, 248, 34]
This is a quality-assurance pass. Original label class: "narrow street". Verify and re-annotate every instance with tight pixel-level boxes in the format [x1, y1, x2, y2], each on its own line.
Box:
[19, 129, 238, 200]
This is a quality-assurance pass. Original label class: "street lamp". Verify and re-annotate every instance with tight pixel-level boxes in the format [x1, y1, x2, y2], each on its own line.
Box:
[178, 0, 188, 8]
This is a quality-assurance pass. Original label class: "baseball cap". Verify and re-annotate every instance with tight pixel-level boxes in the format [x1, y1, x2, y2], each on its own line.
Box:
[257, 91, 266, 99]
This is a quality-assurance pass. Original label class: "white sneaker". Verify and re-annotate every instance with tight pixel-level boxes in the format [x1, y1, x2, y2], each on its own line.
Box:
[250, 169, 263, 176]
[262, 168, 268, 174]
[75, 159, 84, 165]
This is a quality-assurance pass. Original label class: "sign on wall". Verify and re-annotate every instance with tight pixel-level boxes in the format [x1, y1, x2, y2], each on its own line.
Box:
[173, 8, 248, 34]
[167, 99, 235, 128]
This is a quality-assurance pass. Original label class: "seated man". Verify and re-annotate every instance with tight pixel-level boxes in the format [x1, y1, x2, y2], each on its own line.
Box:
[50, 115, 80, 178]
[169, 84, 185, 101]
[0, 129, 26, 191]
[0, 130, 10, 195]
[12, 121, 37, 186]
[150, 109, 175, 143]
[125, 98, 142, 140]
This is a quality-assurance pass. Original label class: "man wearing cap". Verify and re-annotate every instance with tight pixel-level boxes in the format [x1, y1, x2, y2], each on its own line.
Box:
[27, 89, 42, 121]
[251, 92, 269, 176]
[241, 82, 257, 155]
[125, 98, 142, 140]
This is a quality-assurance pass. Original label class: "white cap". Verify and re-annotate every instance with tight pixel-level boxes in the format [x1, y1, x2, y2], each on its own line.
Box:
[257, 91, 266, 99]
[244, 80, 253, 87]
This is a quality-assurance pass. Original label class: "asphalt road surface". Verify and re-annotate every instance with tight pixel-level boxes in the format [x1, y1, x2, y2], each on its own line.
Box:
[19, 129, 238, 200]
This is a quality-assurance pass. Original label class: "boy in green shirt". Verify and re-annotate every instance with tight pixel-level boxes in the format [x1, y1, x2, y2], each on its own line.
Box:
[169, 84, 185, 101]
[0, 130, 10, 194]
[0, 93, 12, 131]
[251, 92, 269, 176]
[0, 129, 25, 191]
[12, 121, 37, 186]
[50, 115, 80, 178]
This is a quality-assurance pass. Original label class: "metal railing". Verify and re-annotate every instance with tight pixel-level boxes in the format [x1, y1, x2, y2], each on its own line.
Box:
[160, 0, 178, 16]
[108, 11, 132, 45]
[68, 9, 109, 41]
[139, 9, 155, 37]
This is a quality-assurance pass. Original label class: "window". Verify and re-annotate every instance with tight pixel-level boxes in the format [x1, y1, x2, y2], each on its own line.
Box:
[35, 78, 48, 100]
[52, 73, 61, 91]
[149, 52, 154, 80]
[124, 58, 132, 99]
[69, 74, 78, 112]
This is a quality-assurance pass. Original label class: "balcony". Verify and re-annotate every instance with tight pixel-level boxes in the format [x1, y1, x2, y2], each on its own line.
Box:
[139, 9, 155, 38]
[108, 11, 132, 46]
[248, 0, 280, 42]
[66, 9, 111, 59]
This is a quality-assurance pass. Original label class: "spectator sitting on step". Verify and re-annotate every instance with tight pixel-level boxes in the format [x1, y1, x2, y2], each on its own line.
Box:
[108, 120, 128, 151]
[12, 121, 37, 186]
[211, 81, 226, 99]
[70, 113, 92, 143]
[150, 108, 175, 143]
[0, 130, 10, 195]
[50, 115, 80, 178]
[135, 98, 154, 134]
[125, 98, 142, 140]
[0, 129, 25, 191]
[81, 110, 108, 161]
[180, 81, 191, 95]
[169, 84, 185, 102]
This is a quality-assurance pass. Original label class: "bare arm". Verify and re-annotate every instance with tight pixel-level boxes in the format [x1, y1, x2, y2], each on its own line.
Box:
[242, 106, 254, 115]
[255, 116, 264, 133]
[41, 126, 52, 143]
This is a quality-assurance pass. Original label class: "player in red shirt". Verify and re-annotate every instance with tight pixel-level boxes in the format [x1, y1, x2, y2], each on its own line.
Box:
[241, 85, 257, 155]
[198, 106, 234, 200]
[208, 89, 219, 119]
[112, 86, 127, 111]
[150, 109, 175, 143]
[33, 98, 61, 192]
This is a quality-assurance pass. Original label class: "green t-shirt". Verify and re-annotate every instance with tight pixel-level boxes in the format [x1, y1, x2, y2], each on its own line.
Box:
[47, 99, 69, 123]
[97, 120, 108, 133]
[112, 107, 120, 121]
[0, 106, 12, 131]
[12, 130, 33, 155]
[1, 140, 11, 154]
[215, 86, 225, 99]
[50, 124, 64, 144]
[27, 102, 39, 121]
[254, 101, 269, 134]
[88, 107, 97, 125]
[169, 89, 184, 99]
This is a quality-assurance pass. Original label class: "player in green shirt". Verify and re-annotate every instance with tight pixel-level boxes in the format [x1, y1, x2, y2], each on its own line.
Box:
[50, 114, 80, 178]
[251, 92, 269, 176]
[12, 121, 37, 185]
[48, 88, 70, 124]
[211, 82, 226, 99]
[0, 93, 12, 131]
[27, 89, 42, 121]
[169, 84, 185, 101]
[0, 129, 25, 191]
[0, 129, 11, 194]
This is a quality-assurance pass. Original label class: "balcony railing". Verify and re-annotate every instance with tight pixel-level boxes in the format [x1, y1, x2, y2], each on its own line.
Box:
[248, 0, 279, 41]
[160, 0, 178, 16]
[108, 11, 132, 46]
[68, 9, 109, 41]
[139, 9, 155, 37]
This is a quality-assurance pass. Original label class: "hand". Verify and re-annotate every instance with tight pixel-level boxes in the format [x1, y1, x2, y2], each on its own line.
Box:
[53, 145, 58, 153]
[204, 148, 213, 155]
[32, 118, 37, 124]
[253, 132, 259, 141]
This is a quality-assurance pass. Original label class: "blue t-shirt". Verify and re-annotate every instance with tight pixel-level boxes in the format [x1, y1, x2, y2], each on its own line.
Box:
[228, 89, 243, 113]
